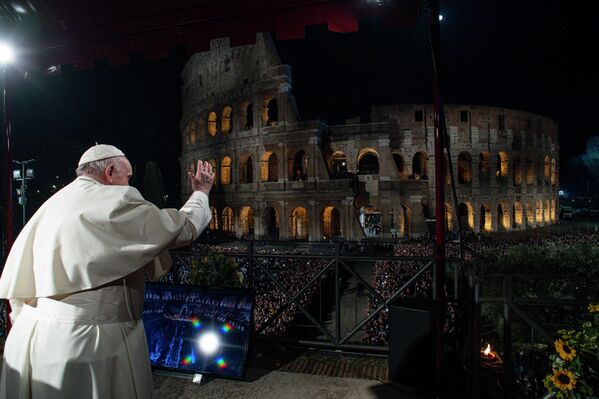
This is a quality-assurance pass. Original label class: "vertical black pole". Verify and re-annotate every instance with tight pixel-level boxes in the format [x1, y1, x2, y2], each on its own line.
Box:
[335, 242, 341, 347]
[503, 276, 513, 399]
[426, 2, 446, 395]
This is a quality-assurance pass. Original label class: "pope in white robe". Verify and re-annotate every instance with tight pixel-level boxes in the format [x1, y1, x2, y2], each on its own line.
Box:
[0, 144, 214, 399]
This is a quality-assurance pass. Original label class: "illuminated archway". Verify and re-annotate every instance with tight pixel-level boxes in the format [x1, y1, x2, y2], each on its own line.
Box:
[445, 203, 454, 231]
[222, 207, 234, 232]
[458, 202, 474, 231]
[261, 152, 278, 182]
[498, 203, 510, 231]
[358, 149, 380, 175]
[513, 202, 523, 227]
[322, 206, 341, 240]
[544, 156, 551, 183]
[550, 158, 557, 186]
[544, 199, 551, 223]
[496, 151, 509, 180]
[290, 150, 308, 181]
[221, 156, 232, 185]
[290, 207, 309, 240]
[359, 206, 381, 237]
[263, 206, 279, 239]
[480, 204, 492, 232]
[329, 151, 348, 177]
[222, 106, 232, 135]
[526, 202, 535, 226]
[458, 152, 472, 184]
[536, 200, 543, 223]
[398, 205, 412, 237]
[479, 151, 491, 181]
[551, 199, 557, 222]
[208, 111, 217, 136]
[209, 207, 219, 230]
[240, 207, 254, 237]
[412, 152, 428, 180]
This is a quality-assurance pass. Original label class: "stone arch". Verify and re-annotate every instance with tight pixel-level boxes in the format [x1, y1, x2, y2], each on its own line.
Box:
[412, 151, 428, 180]
[551, 199, 557, 222]
[458, 151, 472, 184]
[289, 150, 308, 181]
[526, 155, 535, 185]
[479, 151, 491, 182]
[544, 156, 551, 183]
[458, 202, 474, 231]
[397, 205, 412, 237]
[239, 154, 253, 183]
[222, 106, 233, 135]
[290, 207, 309, 240]
[261, 151, 278, 182]
[263, 206, 279, 239]
[221, 156, 232, 185]
[329, 151, 348, 177]
[244, 103, 254, 130]
[222, 207, 234, 232]
[392, 153, 407, 180]
[480, 203, 492, 232]
[544, 199, 551, 223]
[498, 202, 510, 231]
[535, 200, 543, 223]
[207, 111, 217, 136]
[322, 206, 342, 240]
[445, 203, 454, 231]
[513, 156, 522, 186]
[240, 206, 254, 237]
[496, 151, 509, 180]
[526, 202, 535, 226]
[550, 158, 557, 186]
[209, 206, 219, 230]
[357, 148, 380, 175]
[359, 206, 381, 237]
[513, 201, 523, 227]
[266, 98, 278, 125]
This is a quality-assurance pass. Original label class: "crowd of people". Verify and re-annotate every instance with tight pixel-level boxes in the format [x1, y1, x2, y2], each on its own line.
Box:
[363, 231, 599, 345]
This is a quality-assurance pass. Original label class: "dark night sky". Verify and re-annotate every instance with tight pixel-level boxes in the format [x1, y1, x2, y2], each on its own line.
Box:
[8, 0, 598, 213]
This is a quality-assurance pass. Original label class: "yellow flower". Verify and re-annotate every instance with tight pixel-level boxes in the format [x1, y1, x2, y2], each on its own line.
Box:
[551, 369, 577, 391]
[555, 339, 576, 361]
[589, 303, 599, 313]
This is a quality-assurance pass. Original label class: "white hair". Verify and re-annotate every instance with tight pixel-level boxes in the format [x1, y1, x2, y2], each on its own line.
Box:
[76, 156, 126, 178]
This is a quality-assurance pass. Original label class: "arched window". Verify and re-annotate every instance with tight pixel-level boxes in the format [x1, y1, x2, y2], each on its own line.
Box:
[544, 199, 551, 222]
[526, 202, 535, 226]
[412, 152, 428, 180]
[480, 204, 492, 232]
[208, 112, 217, 136]
[239, 207, 254, 237]
[458, 203, 474, 231]
[458, 152, 472, 184]
[513, 202, 523, 227]
[513, 157, 522, 186]
[322, 206, 341, 240]
[498, 203, 510, 231]
[550, 158, 557, 186]
[444, 154, 451, 185]
[240, 155, 253, 183]
[290, 207, 309, 240]
[544, 156, 551, 183]
[496, 151, 509, 180]
[551, 199, 556, 222]
[445, 203, 454, 231]
[222, 106, 232, 135]
[189, 119, 197, 144]
[261, 152, 278, 182]
[290, 150, 308, 181]
[479, 151, 491, 182]
[359, 206, 381, 238]
[526, 155, 535, 185]
[266, 98, 278, 125]
[209, 207, 219, 230]
[392, 154, 407, 180]
[330, 151, 348, 178]
[358, 149, 380, 175]
[264, 207, 279, 239]
[222, 207, 234, 232]
[221, 156, 232, 185]
[245, 104, 254, 130]
[536, 200, 543, 223]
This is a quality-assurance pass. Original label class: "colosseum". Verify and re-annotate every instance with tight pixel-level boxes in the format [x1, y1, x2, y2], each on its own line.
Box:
[179, 33, 559, 241]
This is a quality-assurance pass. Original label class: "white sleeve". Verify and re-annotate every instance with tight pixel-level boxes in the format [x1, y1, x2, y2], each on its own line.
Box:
[179, 191, 211, 238]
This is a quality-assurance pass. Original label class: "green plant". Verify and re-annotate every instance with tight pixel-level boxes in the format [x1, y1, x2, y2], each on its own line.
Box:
[189, 250, 243, 288]
[543, 304, 599, 398]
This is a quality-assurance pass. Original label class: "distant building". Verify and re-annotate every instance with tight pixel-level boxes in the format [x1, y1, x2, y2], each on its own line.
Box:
[180, 33, 559, 241]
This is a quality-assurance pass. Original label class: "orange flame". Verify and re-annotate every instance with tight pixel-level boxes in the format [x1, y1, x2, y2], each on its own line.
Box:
[483, 343, 491, 356]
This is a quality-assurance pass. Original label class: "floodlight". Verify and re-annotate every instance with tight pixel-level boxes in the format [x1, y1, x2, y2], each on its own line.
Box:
[13, 170, 21, 180]
[197, 331, 221, 355]
[0, 42, 15, 65]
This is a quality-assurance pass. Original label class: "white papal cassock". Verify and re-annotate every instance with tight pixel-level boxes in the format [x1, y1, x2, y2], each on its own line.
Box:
[0, 175, 211, 399]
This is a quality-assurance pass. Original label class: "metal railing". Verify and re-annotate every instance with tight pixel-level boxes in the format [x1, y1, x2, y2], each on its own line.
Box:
[167, 241, 464, 353]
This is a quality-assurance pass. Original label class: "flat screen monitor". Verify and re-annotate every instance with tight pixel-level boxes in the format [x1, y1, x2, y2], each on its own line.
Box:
[143, 283, 254, 379]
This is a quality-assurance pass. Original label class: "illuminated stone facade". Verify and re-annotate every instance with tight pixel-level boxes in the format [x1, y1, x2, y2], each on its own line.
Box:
[180, 34, 559, 241]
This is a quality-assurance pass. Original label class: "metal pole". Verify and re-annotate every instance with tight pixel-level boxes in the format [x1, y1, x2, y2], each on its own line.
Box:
[426, 2, 447, 395]
[1, 67, 13, 332]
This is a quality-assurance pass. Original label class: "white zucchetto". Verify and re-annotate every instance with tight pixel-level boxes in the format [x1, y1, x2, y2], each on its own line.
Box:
[78, 144, 125, 167]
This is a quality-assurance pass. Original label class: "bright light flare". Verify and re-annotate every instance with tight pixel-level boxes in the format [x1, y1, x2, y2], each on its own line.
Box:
[197, 331, 221, 356]
[0, 42, 15, 65]
[438, 14, 444, 21]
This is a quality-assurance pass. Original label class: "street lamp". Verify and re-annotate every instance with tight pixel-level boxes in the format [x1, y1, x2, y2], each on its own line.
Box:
[13, 159, 36, 227]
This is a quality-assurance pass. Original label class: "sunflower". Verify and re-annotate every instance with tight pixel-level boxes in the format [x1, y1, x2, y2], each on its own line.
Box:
[551, 369, 577, 391]
[555, 339, 576, 361]
[589, 303, 599, 313]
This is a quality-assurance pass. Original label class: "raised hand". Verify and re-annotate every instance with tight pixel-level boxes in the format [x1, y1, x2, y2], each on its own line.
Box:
[188, 160, 215, 195]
